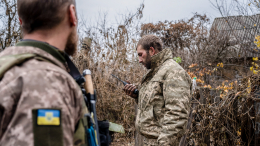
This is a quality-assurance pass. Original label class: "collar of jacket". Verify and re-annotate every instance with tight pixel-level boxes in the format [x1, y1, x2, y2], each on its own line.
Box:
[16, 40, 66, 64]
[150, 48, 173, 70]
[15, 40, 83, 82]
[141, 48, 173, 84]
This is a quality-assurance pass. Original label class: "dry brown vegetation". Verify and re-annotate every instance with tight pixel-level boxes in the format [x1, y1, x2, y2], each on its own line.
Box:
[184, 75, 260, 146]
[73, 2, 260, 145]
[1, 0, 260, 145]
[73, 4, 146, 144]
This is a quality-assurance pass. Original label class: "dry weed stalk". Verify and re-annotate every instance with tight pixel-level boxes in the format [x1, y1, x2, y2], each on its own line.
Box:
[0, 0, 21, 51]
[0, 0, 258, 145]
[73, 3, 146, 144]
[74, 9, 260, 145]
[185, 75, 260, 146]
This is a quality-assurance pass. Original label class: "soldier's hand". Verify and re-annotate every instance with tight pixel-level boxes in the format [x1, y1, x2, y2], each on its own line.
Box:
[123, 80, 138, 99]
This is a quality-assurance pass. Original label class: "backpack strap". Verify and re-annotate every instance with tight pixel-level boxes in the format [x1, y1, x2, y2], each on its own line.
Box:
[73, 101, 90, 146]
[0, 53, 61, 80]
[0, 53, 37, 79]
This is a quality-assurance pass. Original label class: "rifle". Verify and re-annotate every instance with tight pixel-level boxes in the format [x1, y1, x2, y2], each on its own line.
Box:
[83, 69, 101, 146]
[77, 70, 125, 146]
[64, 53, 101, 145]
[111, 74, 139, 95]
[65, 53, 124, 146]
[74, 69, 101, 146]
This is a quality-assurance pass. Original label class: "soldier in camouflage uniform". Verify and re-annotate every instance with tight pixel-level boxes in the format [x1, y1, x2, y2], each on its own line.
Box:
[0, 0, 87, 146]
[124, 35, 192, 146]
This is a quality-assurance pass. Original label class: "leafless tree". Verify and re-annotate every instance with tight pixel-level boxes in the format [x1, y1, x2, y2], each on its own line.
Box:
[0, 0, 21, 51]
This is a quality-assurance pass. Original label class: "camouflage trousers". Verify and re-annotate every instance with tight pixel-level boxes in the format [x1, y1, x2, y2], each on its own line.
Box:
[135, 131, 158, 146]
[137, 134, 158, 146]
[143, 137, 158, 146]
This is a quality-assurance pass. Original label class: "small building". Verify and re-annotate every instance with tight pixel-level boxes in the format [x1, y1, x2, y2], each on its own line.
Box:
[207, 14, 260, 85]
[210, 14, 260, 58]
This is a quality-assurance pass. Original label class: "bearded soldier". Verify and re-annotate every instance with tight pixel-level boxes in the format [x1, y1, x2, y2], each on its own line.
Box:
[0, 0, 88, 146]
[124, 35, 192, 146]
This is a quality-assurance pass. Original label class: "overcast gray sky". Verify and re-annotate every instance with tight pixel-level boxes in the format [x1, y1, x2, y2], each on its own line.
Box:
[76, 0, 222, 25]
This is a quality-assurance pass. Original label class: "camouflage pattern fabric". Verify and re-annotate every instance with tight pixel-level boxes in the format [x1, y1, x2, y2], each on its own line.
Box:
[0, 46, 83, 146]
[143, 136, 158, 146]
[135, 48, 192, 146]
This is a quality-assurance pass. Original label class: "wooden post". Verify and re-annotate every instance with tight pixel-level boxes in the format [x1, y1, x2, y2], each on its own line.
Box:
[210, 89, 221, 106]
[199, 88, 211, 146]
[179, 99, 199, 146]
[241, 97, 254, 145]
[254, 86, 260, 145]
[199, 88, 210, 104]
[254, 101, 260, 146]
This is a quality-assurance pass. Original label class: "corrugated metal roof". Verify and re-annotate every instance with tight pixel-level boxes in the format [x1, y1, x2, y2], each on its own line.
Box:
[211, 14, 260, 57]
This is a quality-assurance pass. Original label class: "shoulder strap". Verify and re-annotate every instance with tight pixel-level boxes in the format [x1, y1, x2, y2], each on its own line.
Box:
[0, 53, 62, 80]
[73, 99, 90, 146]
[0, 53, 37, 79]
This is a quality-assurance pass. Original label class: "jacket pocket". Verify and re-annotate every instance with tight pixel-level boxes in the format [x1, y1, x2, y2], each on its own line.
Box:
[140, 106, 154, 130]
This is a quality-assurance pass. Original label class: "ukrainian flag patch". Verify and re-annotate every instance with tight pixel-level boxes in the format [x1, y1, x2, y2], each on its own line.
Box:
[37, 109, 60, 126]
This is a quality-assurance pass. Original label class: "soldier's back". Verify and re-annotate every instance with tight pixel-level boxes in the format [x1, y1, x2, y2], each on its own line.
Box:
[0, 46, 83, 146]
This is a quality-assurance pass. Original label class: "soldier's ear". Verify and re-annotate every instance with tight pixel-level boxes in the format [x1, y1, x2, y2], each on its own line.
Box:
[68, 4, 77, 27]
[19, 18, 22, 25]
[149, 47, 156, 56]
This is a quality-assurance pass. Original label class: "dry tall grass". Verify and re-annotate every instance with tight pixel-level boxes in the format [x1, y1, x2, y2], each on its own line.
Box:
[0, 0, 259, 145]
[73, 4, 146, 144]
[73, 5, 260, 145]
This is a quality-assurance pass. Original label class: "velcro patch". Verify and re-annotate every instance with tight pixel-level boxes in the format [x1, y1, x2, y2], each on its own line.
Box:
[37, 109, 60, 126]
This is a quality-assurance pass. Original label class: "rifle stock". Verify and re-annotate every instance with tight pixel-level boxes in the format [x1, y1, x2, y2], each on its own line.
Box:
[83, 69, 101, 146]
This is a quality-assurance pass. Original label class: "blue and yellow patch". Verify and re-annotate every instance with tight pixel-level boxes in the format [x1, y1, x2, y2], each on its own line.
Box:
[37, 109, 60, 126]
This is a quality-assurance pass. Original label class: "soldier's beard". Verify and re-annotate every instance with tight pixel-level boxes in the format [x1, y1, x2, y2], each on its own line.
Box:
[65, 28, 78, 56]
[145, 53, 151, 69]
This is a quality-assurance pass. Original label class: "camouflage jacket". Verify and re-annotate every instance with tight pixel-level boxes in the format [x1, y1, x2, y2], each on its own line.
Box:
[0, 42, 83, 146]
[135, 48, 192, 146]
